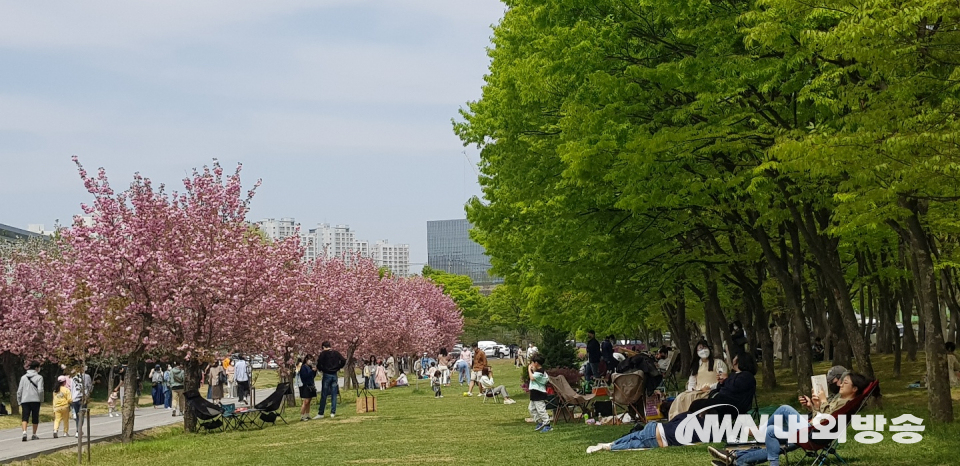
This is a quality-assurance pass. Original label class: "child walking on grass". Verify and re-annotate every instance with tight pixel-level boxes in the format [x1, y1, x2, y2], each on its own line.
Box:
[527, 355, 551, 433]
[432, 370, 443, 398]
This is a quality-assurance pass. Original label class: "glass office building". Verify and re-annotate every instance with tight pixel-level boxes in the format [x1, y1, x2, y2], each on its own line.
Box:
[427, 219, 500, 286]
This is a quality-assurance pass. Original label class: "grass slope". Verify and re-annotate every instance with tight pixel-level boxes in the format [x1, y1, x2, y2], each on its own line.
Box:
[12, 355, 960, 466]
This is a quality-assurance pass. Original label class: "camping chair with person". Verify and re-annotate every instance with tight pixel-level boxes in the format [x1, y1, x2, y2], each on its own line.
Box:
[183, 389, 226, 433]
[254, 382, 290, 427]
[610, 372, 646, 424]
[725, 379, 881, 466]
[548, 374, 596, 423]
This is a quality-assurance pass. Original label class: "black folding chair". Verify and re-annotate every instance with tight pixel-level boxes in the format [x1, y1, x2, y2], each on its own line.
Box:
[184, 390, 225, 433]
[254, 382, 290, 426]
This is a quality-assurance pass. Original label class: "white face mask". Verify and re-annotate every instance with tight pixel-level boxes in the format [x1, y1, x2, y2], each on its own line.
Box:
[697, 349, 711, 359]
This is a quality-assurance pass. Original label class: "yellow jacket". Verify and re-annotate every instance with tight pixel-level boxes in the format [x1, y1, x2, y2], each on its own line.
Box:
[53, 386, 72, 409]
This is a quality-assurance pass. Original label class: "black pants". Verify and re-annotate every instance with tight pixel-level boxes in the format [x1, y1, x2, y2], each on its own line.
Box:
[237, 380, 250, 401]
[21, 401, 40, 424]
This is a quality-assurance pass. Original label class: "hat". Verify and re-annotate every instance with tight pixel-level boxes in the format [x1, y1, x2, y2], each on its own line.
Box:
[57, 375, 68, 383]
[827, 365, 848, 383]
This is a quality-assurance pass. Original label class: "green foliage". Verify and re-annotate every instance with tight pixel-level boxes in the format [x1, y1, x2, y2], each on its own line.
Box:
[421, 266, 485, 320]
[538, 325, 578, 370]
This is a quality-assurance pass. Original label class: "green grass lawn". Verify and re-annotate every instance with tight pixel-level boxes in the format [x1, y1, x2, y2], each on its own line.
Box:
[11, 356, 960, 465]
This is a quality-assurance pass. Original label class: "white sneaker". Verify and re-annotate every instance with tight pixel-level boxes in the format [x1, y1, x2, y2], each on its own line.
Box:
[330, 413, 335, 418]
[312, 414, 324, 420]
[75, 433, 80, 438]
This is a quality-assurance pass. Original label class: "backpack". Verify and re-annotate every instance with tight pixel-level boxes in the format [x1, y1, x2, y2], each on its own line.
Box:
[172, 369, 184, 386]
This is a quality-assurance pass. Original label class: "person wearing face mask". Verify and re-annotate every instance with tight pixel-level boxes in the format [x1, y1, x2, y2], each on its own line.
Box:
[668, 340, 727, 419]
[686, 352, 758, 417]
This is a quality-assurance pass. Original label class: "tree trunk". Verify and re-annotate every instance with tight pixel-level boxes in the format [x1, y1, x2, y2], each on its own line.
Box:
[662, 290, 692, 379]
[182, 359, 202, 433]
[829, 304, 853, 368]
[120, 352, 142, 443]
[779, 191, 874, 377]
[343, 346, 358, 391]
[1, 352, 21, 416]
[900, 277, 918, 361]
[893, 199, 954, 422]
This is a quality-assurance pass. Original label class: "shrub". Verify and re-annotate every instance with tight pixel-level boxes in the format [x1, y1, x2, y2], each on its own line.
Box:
[539, 326, 578, 369]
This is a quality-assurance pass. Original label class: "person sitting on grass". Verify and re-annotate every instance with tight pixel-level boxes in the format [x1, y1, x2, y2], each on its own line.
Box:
[684, 352, 757, 417]
[707, 372, 873, 466]
[478, 367, 516, 404]
[395, 371, 409, 387]
[527, 355, 551, 433]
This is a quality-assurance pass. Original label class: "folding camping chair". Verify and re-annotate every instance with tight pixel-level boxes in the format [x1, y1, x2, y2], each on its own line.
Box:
[184, 390, 226, 433]
[480, 385, 502, 404]
[254, 382, 290, 427]
[727, 380, 881, 466]
[661, 350, 682, 393]
[610, 372, 646, 424]
[548, 375, 595, 423]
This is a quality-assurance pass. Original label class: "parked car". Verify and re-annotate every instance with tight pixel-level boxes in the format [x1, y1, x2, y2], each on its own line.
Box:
[481, 344, 509, 358]
[266, 359, 278, 369]
[251, 357, 264, 369]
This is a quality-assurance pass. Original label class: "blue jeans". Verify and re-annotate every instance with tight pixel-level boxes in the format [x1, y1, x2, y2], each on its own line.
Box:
[152, 384, 165, 405]
[71, 402, 83, 433]
[319, 373, 339, 415]
[164, 388, 172, 408]
[736, 405, 804, 465]
[456, 361, 469, 384]
[611, 421, 660, 450]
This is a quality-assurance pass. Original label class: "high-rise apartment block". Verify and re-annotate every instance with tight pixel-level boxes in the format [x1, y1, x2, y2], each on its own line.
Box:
[426, 219, 499, 286]
[372, 240, 410, 277]
[254, 218, 409, 276]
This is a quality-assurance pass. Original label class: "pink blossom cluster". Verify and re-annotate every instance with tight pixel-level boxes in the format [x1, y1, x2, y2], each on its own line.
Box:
[0, 158, 462, 368]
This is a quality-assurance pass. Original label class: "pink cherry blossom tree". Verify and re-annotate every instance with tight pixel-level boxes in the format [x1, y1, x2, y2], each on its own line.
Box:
[59, 158, 306, 438]
[0, 250, 68, 414]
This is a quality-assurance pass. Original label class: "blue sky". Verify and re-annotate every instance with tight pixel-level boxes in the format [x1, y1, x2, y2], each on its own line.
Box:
[0, 0, 505, 267]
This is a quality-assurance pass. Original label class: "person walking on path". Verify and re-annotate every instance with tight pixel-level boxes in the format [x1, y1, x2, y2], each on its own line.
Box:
[314, 341, 346, 419]
[52, 376, 72, 438]
[225, 358, 236, 398]
[70, 367, 93, 437]
[149, 364, 165, 407]
[234, 355, 250, 404]
[467, 344, 488, 396]
[18, 361, 44, 442]
[169, 362, 185, 416]
[298, 355, 317, 421]
[162, 364, 173, 409]
[207, 360, 226, 404]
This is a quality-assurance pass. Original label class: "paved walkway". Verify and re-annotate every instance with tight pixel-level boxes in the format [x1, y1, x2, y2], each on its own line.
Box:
[0, 389, 273, 464]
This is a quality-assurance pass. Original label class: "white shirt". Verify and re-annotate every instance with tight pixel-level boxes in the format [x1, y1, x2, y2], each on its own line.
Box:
[685, 358, 728, 391]
[234, 359, 249, 382]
